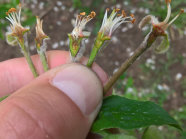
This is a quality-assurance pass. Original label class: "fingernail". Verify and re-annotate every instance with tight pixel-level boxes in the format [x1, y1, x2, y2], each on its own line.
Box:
[51, 64, 103, 118]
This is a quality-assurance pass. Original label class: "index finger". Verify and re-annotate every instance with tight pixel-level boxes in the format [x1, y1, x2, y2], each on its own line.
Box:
[0, 50, 108, 96]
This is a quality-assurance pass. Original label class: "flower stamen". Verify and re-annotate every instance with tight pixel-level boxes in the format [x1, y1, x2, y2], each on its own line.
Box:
[122, 10, 127, 17]
[6, 3, 29, 40]
[6, 8, 17, 15]
[115, 8, 120, 12]
[131, 18, 136, 24]
[163, 0, 171, 24]
[167, 9, 184, 27]
[80, 12, 86, 16]
[165, 0, 171, 4]
[99, 8, 135, 37]
[72, 11, 96, 39]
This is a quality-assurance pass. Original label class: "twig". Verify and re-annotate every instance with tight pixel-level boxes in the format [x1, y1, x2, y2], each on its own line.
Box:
[103, 31, 157, 94]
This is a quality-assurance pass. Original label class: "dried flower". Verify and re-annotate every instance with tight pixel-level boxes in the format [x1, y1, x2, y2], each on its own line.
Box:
[35, 16, 49, 48]
[6, 4, 29, 41]
[35, 16, 49, 71]
[139, 0, 184, 53]
[99, 8, 135, 37]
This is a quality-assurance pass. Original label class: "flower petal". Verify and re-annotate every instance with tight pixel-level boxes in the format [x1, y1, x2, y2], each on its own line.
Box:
[6, 33, 18, 46]
[154, 34, 170, 54]
[139, 15, 153, 29]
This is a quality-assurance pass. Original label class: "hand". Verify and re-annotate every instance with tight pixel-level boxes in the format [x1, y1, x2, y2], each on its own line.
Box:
[0, 51, 109, 139]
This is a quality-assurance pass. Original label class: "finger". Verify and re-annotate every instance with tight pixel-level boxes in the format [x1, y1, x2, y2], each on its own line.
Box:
[0, 64, 103, 139]
[0, 50, 108, 96]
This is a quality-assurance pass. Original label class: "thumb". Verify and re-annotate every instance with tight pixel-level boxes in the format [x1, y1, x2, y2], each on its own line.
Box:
[0, 64, 103, 139]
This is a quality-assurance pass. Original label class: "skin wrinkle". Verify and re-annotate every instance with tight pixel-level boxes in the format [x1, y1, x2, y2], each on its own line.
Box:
[7, 100, 51, 139]
[9, 94, 54, 138]
[0, 67, 17, 94]
[34, 86, 81, 121]
[8, 82, 88, 138]
[21, 90, 54, 137]
[33, 84, 88, 138]
[1, 118, 19, 139]
[25, 86, 75, 136]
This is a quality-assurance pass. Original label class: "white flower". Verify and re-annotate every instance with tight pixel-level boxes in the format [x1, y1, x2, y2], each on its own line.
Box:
[99, 8, 135, 37]
[6, 4, 29, 39]
[139, 0, 184, 32]
[71, 11, 96, 39]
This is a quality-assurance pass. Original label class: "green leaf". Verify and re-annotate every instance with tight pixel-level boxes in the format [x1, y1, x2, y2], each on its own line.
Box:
[154, 34, 170, 54]
[0, 95, 9, 102]
[11, 0, 20, 7]
[103, 134, 136, 139]
[96, 130, 137, 139]
[0, 5, 11, 19]
[142, 126, 164, 139]
[91, 95, 181, 132]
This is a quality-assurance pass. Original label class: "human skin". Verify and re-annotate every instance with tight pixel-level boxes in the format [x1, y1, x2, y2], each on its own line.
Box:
[0, 50, 109, 139]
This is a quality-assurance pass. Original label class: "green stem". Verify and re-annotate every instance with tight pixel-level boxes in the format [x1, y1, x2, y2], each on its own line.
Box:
[87, 33, 109, 67]
[0, 95, 9, 102]
[19, 40, 38, 77]
[103, 31, 157, 94]
[39, 51, 49, 72]
[87, 46, 100, 67]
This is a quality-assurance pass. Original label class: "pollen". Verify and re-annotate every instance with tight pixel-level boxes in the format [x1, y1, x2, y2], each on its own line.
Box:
[80, 12, 86, 16]
[19, 3, 22, 8]
[6, 8, 17, 15]
[131, 18, 136, 24]
[130, 14, 134, 18]
[106, 8, 110, 12]
[90, 11, 96, 18]
[165, 0, 171, 4]
[117, 14, 121, 17]
[180, 9, 184, 14]
[122, 10, 127, 17]
[115, 8, 120, 12]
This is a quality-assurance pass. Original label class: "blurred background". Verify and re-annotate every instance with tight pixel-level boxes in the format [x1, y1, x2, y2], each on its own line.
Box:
[0, 0, 186, 138]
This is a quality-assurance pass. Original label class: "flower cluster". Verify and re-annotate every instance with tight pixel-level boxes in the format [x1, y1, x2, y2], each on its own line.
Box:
[4, 1, 184, 76]
[5, 3, 50, 75]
